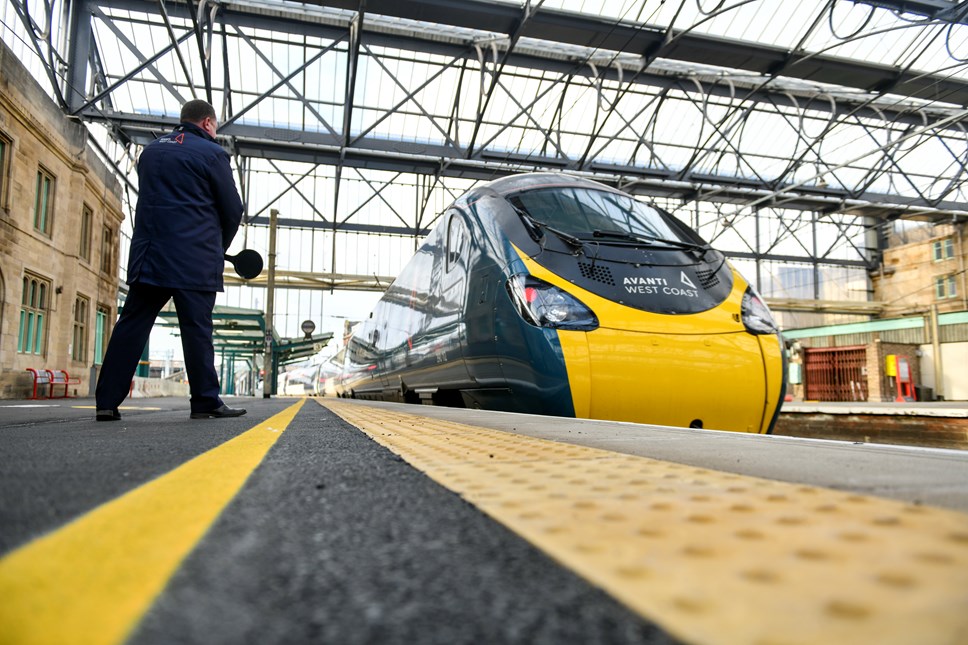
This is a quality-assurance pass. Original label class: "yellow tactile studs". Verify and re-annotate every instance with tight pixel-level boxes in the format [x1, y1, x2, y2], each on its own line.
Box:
[321, 400, 968, 645]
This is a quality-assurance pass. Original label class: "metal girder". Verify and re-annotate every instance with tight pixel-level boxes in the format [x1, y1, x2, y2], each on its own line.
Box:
[306, 0, 968, 106]
[53, 0, 968, 224]
[223, 269, 395, 291]
[765, 297, 887, 315]
[85, 0, 968, 131]
[858, 0, 968, 24]
[78, 108, 968, 220]
[63, 0, 968, 223]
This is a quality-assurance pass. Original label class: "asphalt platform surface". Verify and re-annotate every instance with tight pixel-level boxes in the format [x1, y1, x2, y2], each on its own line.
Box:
[0, 396, 675, 645]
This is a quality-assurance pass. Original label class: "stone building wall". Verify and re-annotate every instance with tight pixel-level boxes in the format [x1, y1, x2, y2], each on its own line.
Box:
[871, 222, 968, 316]
[0, 41, 123, 398]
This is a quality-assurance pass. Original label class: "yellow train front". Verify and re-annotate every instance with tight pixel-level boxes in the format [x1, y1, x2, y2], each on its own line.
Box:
[338, 172, 786, 434]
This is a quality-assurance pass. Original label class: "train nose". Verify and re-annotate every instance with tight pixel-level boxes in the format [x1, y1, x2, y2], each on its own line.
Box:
[557, 328, 777, 433]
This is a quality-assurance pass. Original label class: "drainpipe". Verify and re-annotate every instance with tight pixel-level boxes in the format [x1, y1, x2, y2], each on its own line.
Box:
[931, 303, 944, 401]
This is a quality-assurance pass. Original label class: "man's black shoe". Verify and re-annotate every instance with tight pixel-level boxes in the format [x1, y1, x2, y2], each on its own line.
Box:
[96, 409, 121, 421]
[190, 405, 247, 419]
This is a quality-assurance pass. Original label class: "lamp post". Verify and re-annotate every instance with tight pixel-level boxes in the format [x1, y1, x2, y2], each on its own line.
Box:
[262, 208, 278, 398]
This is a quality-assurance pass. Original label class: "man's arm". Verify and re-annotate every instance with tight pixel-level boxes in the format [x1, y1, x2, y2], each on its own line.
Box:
[210, 149, 244, 250]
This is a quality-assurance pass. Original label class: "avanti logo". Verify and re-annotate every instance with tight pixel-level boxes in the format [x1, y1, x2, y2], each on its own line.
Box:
[623, 272, 700, 298]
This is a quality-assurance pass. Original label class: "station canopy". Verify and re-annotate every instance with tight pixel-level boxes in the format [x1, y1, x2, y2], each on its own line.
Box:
[156, 304, 333, 365]
[3, 0, 968, 324]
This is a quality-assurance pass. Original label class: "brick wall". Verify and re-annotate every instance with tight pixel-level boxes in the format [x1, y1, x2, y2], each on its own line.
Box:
[775, 412, 968, 450]
[870, 340, 922, 402]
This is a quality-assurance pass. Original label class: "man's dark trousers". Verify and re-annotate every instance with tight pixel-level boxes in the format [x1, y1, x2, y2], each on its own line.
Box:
[96, 283, 222, 413]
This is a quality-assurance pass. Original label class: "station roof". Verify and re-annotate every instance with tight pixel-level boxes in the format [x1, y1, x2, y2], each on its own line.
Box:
[3, 0, 967, 314]
[47, 0, 967, 223]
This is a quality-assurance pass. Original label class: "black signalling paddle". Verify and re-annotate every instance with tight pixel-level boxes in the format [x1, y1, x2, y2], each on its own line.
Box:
[225, 249, 264, 280]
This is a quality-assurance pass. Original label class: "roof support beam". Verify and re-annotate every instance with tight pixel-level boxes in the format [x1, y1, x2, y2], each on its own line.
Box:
[857, 0, 968, 24]
[304, 0, 968, 105]
[83, 107, 967, 218]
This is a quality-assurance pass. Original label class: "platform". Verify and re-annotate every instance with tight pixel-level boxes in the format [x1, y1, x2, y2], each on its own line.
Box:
[777, 401, 968, 450]
[1, 397, 967, 645]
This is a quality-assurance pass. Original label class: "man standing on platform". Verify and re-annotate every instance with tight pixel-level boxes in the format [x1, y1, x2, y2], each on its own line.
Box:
[95, 99, 247, 421]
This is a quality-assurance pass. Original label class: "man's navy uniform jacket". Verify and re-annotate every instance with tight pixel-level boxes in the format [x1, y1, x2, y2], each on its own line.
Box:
[127, 122, 243, 290]
[95, 121, 243, 414]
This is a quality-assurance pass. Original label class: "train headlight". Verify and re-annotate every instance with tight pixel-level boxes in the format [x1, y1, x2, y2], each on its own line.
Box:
[741, 287, 778, 335]
[507, 275, 599, 331]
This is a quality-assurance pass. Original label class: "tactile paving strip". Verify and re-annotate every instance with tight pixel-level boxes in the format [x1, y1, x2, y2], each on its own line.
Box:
[320, 400, 968, 645]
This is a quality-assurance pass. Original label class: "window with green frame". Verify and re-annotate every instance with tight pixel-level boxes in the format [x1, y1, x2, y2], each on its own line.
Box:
[935, 275, 958, 299]
[34, 167, 55, 236]
[932, 238, 955, 262]
[72, 295, 90, 362]
[18, 273, 51, 356]
[94, 304, 110, 365]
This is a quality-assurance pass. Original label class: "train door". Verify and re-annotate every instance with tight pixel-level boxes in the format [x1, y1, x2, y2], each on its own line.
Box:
[433, 211, 471, 387]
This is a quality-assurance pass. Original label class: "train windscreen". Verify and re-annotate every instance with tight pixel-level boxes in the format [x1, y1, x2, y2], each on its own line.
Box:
[510, 187, 689, 246]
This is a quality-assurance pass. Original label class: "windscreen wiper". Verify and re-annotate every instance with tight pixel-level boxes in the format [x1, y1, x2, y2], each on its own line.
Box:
[509, 203, 585, 252]
[592, 229, 709, 257]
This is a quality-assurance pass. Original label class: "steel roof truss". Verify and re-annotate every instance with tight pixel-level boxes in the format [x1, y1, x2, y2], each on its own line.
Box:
[483, 73, 572, 163]
[10, 0, 69, 108]
[352, 43, 461, 151]
[220, 26, 340, 136]
[848, 120, 934, 204]
[246, 162, 322, 223]
[584, 89, 673, 173]
[672, 79, 773, 190]
[465, 1, 542, 157]
[338, 169, 410, 230]
[816, 211, 875, 269]
[88, 4, 189, 109]
[157, 0, 196, 98]
[267, 158, 331, 223]
[762, 209, 816, 259]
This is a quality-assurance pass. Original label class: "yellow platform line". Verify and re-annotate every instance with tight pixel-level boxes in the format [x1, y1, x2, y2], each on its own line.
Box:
[0, 399, 305, 645]
[321, 400, 968, 645]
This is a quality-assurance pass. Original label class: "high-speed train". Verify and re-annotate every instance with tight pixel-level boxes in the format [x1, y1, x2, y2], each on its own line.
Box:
[336, 173, 786, 433]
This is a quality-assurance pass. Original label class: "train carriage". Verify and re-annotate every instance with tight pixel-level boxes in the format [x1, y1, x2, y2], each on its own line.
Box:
[337, 173, 786, 433]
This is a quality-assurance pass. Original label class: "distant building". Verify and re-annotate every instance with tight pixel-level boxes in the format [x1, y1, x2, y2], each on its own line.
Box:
[872, 221, 967, 315]
[0, 41, 124, 398]
[784, 221, 968, 401]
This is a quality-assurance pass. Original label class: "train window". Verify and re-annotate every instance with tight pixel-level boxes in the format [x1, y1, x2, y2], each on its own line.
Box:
[446, 213, 467, 271]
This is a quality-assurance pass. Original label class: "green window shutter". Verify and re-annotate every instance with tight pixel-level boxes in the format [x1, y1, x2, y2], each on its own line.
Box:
[94, 309, 107, 364]
[17, 309, 26, 353]
[25, 311, 34, 354]
[34, 314, 44, 355]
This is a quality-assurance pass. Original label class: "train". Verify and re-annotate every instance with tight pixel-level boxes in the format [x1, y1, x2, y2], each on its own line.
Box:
[335, 173, 786, 433]
[279, 361, 340, 396]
